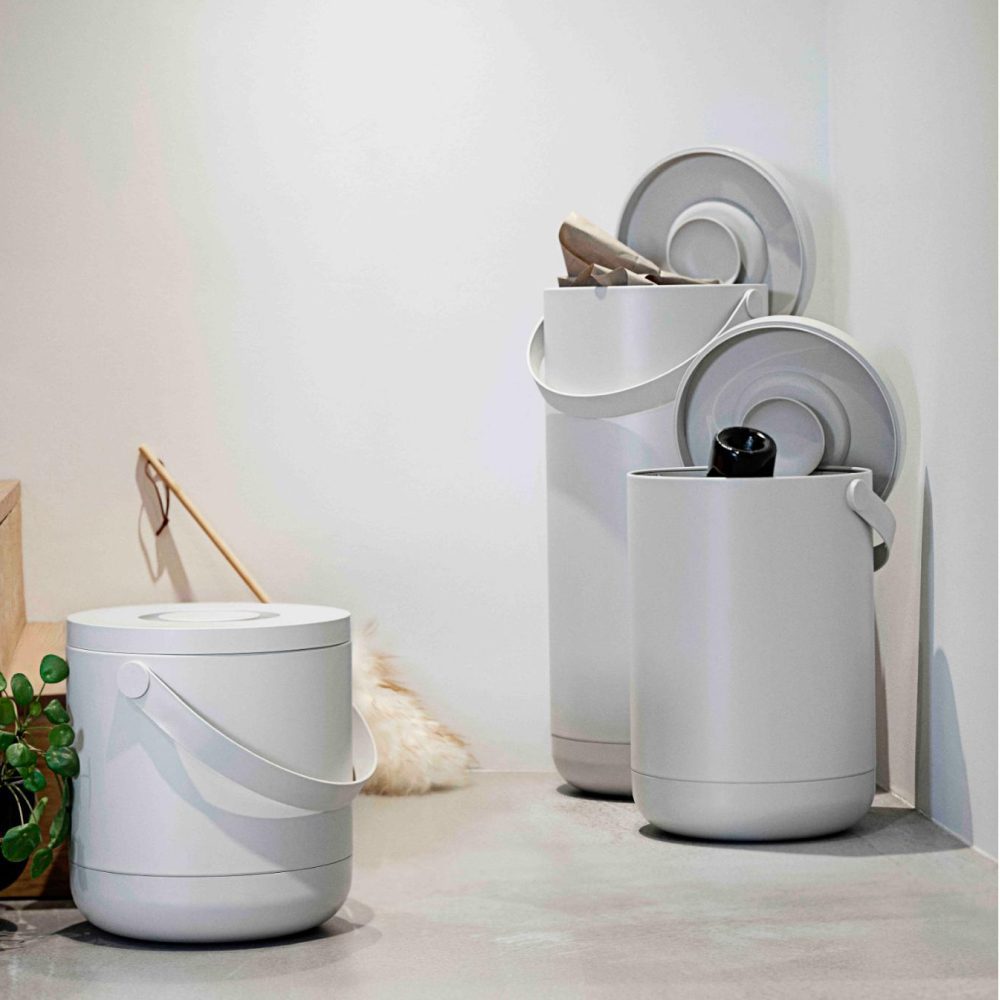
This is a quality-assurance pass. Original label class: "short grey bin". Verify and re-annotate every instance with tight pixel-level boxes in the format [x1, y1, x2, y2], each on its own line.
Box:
[627, 466, 896, 841]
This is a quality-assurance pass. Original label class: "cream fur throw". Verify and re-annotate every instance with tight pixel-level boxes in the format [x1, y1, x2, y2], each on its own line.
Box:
[352, 625, 475, 794]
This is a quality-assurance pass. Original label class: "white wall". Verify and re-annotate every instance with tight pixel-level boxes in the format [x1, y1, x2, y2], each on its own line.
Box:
[827, 0, 997, 857]
[0, 3, 994, 854]
[0, 0, 832, 770]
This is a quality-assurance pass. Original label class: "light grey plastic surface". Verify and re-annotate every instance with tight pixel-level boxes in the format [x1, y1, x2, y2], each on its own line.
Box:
[533, 285, 766, 793]
[70, 859, 351, 943]
[67, 602, 351, 654]
[618, 146, 815, 315]
[551, 736, 632, 797]
[68, 604, 371, 942]
[628, 468, 894, 841]
[675, 316, 906, 500]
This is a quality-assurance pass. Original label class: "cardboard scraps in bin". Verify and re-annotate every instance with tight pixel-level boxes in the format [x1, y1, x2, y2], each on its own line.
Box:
[558, 211, 717, 287]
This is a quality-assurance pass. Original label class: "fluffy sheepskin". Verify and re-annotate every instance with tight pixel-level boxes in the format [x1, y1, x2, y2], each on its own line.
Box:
[352, 625, 475, 795]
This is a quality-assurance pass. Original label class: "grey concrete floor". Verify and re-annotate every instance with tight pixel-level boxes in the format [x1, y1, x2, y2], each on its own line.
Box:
[0, 772, 996, 999]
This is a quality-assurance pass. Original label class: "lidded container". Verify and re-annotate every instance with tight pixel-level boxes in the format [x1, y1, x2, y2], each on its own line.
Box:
[628, 316, 904, 840]
[528, 147, 815, 794]
[67, 603, 375, 942]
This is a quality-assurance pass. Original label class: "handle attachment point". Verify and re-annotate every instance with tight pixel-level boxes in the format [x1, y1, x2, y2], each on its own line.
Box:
[118, 660, 151, 699]
[846, 478, 896, 571]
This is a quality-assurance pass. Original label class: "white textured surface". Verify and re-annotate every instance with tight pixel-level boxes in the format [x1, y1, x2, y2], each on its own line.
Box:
[1, 774, 996, 999]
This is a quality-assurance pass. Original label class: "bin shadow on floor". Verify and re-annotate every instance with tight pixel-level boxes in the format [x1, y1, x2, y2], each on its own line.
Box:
[557, 783, 633, 804]
[53, 897, 377, 953]
[637, 803, 968, 857]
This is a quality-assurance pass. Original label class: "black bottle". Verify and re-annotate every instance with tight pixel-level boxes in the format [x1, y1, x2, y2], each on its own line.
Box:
[707, 426, 777, 478]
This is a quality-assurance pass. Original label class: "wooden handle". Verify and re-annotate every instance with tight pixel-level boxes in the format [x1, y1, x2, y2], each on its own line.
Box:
[138, 444, 271, 603]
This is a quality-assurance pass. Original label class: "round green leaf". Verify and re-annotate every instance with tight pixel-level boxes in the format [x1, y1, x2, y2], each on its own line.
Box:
[28, 701, 41, 718]
[29, 847, 53, 879]
[43, 700, 69, 725]
[45, 746, 79, 778]
[1, 823, 41, 863]
[0, 698, 15, 727]
[48, 724, 74, 749]
[10, 674, 33, 708]
[23, 768, 46, 793]
[6, 742, 36, 768]
[0, 672, 6, 692]
[39, 655, 69, 685]
[0, 732, 15, 751]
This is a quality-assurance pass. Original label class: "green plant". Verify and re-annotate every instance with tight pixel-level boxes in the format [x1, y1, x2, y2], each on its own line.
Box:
[0, 654, 76, 878]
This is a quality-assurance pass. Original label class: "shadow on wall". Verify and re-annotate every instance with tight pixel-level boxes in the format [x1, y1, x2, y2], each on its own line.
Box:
[134, 453, 193, 600]
[915, 472, 972, 843]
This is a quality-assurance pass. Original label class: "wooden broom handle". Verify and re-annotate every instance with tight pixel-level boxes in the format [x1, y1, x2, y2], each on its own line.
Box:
[138, 444, 271, 603]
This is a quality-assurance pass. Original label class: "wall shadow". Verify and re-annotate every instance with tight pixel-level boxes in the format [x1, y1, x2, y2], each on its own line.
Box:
[915, 472, 973, 843]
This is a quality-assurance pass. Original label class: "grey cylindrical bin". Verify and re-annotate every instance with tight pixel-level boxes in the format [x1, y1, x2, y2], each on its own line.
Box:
[628, 467, 896, 840]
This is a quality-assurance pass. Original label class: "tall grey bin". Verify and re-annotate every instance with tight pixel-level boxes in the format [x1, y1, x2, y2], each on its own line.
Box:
[527, 146, 816, 795]
[628, 316, 904, 840]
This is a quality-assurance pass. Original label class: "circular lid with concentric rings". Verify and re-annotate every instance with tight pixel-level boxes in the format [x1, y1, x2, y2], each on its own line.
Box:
[675, 317, 905, 499]
[618, 146, 815, 315]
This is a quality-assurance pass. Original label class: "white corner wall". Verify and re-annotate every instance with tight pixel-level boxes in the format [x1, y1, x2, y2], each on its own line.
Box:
[827, 0, 998, 857]
[0, 2, 994, 853]
[0, 0, 831, 770]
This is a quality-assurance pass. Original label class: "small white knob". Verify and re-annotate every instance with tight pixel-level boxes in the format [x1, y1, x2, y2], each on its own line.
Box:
[118, 660, 150, 699]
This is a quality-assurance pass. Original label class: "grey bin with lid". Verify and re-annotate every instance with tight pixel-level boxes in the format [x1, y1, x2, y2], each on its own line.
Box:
[627, 317, 904, 840]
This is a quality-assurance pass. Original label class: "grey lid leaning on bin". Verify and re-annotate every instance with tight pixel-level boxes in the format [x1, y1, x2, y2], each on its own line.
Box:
[674, 316, 905, 499]
[617, 146, 815, 315]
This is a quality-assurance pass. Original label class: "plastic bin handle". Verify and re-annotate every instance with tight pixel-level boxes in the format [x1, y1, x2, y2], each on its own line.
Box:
[846, 478, 896, 572]
[117, 660, 377, 813]
[527, 288, 763, 419]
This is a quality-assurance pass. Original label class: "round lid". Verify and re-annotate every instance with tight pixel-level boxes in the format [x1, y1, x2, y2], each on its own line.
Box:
[675, 317, 905, 499]
[67, 603, 351, 655]
[617, 146, 815, 315]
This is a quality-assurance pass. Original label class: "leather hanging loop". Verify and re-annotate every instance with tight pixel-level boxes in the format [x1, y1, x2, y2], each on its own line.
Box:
[144, 457, 171, 536]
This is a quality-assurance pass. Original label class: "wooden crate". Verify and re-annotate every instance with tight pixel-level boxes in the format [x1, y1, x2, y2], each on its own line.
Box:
[0, 481, 27, 673]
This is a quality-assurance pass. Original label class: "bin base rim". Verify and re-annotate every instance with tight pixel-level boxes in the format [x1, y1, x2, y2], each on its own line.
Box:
[552, 735, 632, 797]
[633, 769, 875, 841]
[70, 856, 352, 943]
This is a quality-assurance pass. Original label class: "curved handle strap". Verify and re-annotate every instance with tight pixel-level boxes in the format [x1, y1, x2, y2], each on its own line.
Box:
[526, 287, 764, 419]
[846, 478, 896, 572]
[118, 660, 377, 813]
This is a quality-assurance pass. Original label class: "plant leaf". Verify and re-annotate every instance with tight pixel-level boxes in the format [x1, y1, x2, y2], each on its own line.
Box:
[6, 742, 36, 768]
[29, 796, 47, 825]
[10, 674, 33, 708]
[47, 724, 74, 749]
[45, 747, 79, 778]
[29, 847, 53, 878]
[0, 672, 6, 692]
[0, 699, 14, 727]
[28, 701, 41, 718]
[39, 655, 69, 685]
[1, 823, 41, 862]
[42, 700, 69, 725]
[23, 768, 46, 793]
[0, 731, 15, 751]
[49, 805, 69, 848]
